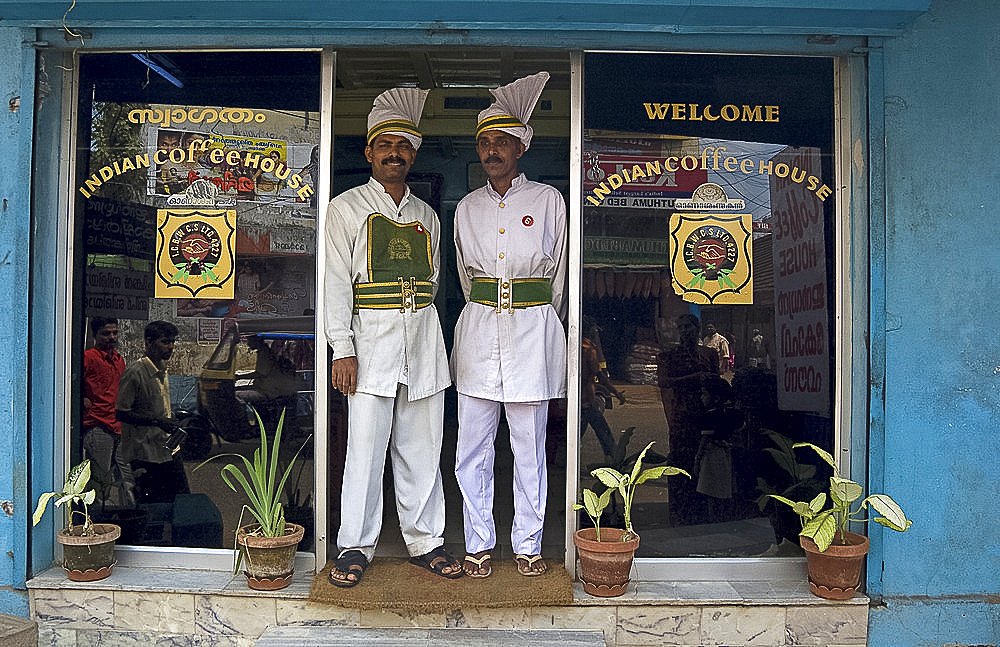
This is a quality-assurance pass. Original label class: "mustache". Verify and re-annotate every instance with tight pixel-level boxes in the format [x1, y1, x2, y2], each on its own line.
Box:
[484, 156, 503, 164]
[380, 156, 406, 165]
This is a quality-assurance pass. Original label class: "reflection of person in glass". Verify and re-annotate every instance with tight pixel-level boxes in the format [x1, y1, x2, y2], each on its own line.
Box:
[656, 313, 720, 525]
[116, 320, 190, 504]
[581, 316, 626, 458]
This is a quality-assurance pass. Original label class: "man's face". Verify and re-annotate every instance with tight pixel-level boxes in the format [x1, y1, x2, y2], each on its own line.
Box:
[147, 335, 176, 363]
[93, 323, 118, 352]
[705, 323, 717, 337]
[476, 130, 524, 186]
[365, 134, 416, 186]
[677, 318, 701, 345]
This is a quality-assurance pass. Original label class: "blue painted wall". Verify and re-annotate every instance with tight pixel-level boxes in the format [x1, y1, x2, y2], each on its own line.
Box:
[0, 26, 34, 616]
[868, 0, 1000, 643]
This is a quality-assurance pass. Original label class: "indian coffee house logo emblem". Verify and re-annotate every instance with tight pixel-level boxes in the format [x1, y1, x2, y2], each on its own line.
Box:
[154, 209, 236, 299]
[388, 237, 413, 261]
[669, 212, 754, 305]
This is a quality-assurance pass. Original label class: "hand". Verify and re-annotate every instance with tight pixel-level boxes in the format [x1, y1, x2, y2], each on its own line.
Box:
[331, 357, 359, 395]
[156, 417, 180, 432]
[616, 391, 627, 405]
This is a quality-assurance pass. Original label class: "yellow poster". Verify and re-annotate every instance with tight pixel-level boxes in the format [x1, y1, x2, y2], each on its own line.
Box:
[154, 209, 236, 298]
[669, 212, 753, 304]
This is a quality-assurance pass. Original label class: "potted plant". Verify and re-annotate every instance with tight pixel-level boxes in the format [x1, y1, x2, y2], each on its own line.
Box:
[32, 459, 122, 581]
[196, 408, 310, 590]
[767, 442, 913, 600]
[573, 441, 690, 597]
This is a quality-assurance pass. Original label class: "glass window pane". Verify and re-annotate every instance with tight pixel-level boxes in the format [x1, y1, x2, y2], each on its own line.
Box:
[75, 52, 321, 553]
[581, 53, 836, 558]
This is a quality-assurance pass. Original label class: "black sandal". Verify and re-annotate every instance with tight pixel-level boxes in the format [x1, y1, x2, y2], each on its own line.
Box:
[409, 546, 464, 579]
[329, 549, 368, 588]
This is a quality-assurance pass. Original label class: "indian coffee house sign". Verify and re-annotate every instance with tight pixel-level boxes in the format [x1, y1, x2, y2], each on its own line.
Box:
[154, 209, 236, 299]
[668, 186, 754, 306]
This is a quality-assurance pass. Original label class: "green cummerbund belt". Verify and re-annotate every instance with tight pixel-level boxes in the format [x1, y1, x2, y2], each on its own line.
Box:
[469, 277, 552, 311]
[354, 278, 434, 311]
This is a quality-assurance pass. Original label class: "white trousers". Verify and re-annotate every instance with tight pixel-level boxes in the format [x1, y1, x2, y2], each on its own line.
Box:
[337, 385, 446, 561]
[455, 394, 548, 555]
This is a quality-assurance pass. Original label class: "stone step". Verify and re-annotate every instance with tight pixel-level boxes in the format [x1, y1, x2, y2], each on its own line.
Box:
[0, 613, 37, 647]
[255, 626, 607, 646]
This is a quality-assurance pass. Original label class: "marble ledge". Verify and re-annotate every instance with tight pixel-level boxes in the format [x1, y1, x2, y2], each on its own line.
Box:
[28, 566, 867, 607]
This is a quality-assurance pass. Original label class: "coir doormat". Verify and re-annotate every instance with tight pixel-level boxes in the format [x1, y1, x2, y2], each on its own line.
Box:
[309, 557, 573, 611]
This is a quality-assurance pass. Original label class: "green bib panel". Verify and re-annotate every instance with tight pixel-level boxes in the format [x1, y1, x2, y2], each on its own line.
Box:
[366, 213, 433, 282]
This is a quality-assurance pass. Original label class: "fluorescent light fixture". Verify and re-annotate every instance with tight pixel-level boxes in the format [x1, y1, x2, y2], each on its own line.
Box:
[132, 53, 184, 88]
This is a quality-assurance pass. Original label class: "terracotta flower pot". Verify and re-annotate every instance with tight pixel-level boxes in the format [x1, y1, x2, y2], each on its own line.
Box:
[57, 523, 121, 582]
[236, 522, 304, 590]
[573, 527, 639, 597]
[799, 531, 869, 600]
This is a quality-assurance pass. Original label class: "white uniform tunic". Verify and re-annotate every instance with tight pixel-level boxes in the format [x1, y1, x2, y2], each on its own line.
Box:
[324, 177, 451, 560]
[324, 177, 451, 400]
[452, 173, 567, 557]
[452, 173, 568, 402]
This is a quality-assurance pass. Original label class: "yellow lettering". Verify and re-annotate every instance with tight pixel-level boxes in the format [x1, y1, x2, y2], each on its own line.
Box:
[759, 159, 774, 174]
[210, 149, 225, 164]
[643, 103, 671, 119]
[592, 182, 610, 200]
[665, 156, 679, 172]
[296, 185, 314, 200]
[169, 148, 185, 164]
[644, 160, 661, 177]
[99, 166, 114, 181]
[78, 186, 92, 199]
[774, 162, 789, 178]
[608, 173, 623, 189]
[226, 150, 241, 166]
[765, 105, 780, 122]
[84, 175, 102, 193]
[740, 158, 755, 174]
[134, 154, 150, 169]
[671, 103, 686, 120]
[154, 150, 168, 165]
[806, 175, 820, 191]
[741, 105, 762, 122]
[688, 104, 702, 121]
[120, 157, 136, 172]
[680, 155, 699, 171]
[629, 165, 645, 179]
[723, 156, 739, 172]
[243, 153, 261, 169]
[275, 164, 291, 180]
[586, 195, 601, 206]
[704, 104, 719, 121]
[816, 184, 833, 200]
[260, 157, 276, 173]
[721, 105, 740, 121]
[791, 167, 806, 183]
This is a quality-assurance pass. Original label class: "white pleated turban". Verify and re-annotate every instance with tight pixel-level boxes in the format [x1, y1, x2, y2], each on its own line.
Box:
[476, 71, 550, 151]
[366, 87, 430, 150]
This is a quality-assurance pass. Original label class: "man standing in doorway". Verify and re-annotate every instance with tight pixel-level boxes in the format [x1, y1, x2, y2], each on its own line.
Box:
[82, 316, 134, 507]
[452, 72, 568, 578]
[324, 88, 462, 588]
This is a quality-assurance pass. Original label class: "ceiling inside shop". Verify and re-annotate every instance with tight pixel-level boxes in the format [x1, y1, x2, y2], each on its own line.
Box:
[334, 48, 571, 91]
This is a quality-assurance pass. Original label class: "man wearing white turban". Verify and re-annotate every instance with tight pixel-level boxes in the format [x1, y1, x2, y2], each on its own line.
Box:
[324, 87, 462, 587]
[451, 72, 568, 578]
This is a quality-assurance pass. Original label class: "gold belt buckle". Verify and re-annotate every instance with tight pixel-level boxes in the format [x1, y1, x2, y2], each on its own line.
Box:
[399, 276, 417, 312]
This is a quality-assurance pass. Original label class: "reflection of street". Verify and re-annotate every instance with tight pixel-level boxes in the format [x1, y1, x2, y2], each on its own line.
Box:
[579, 382, 778, 558]
[185, 440, 314, 550]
